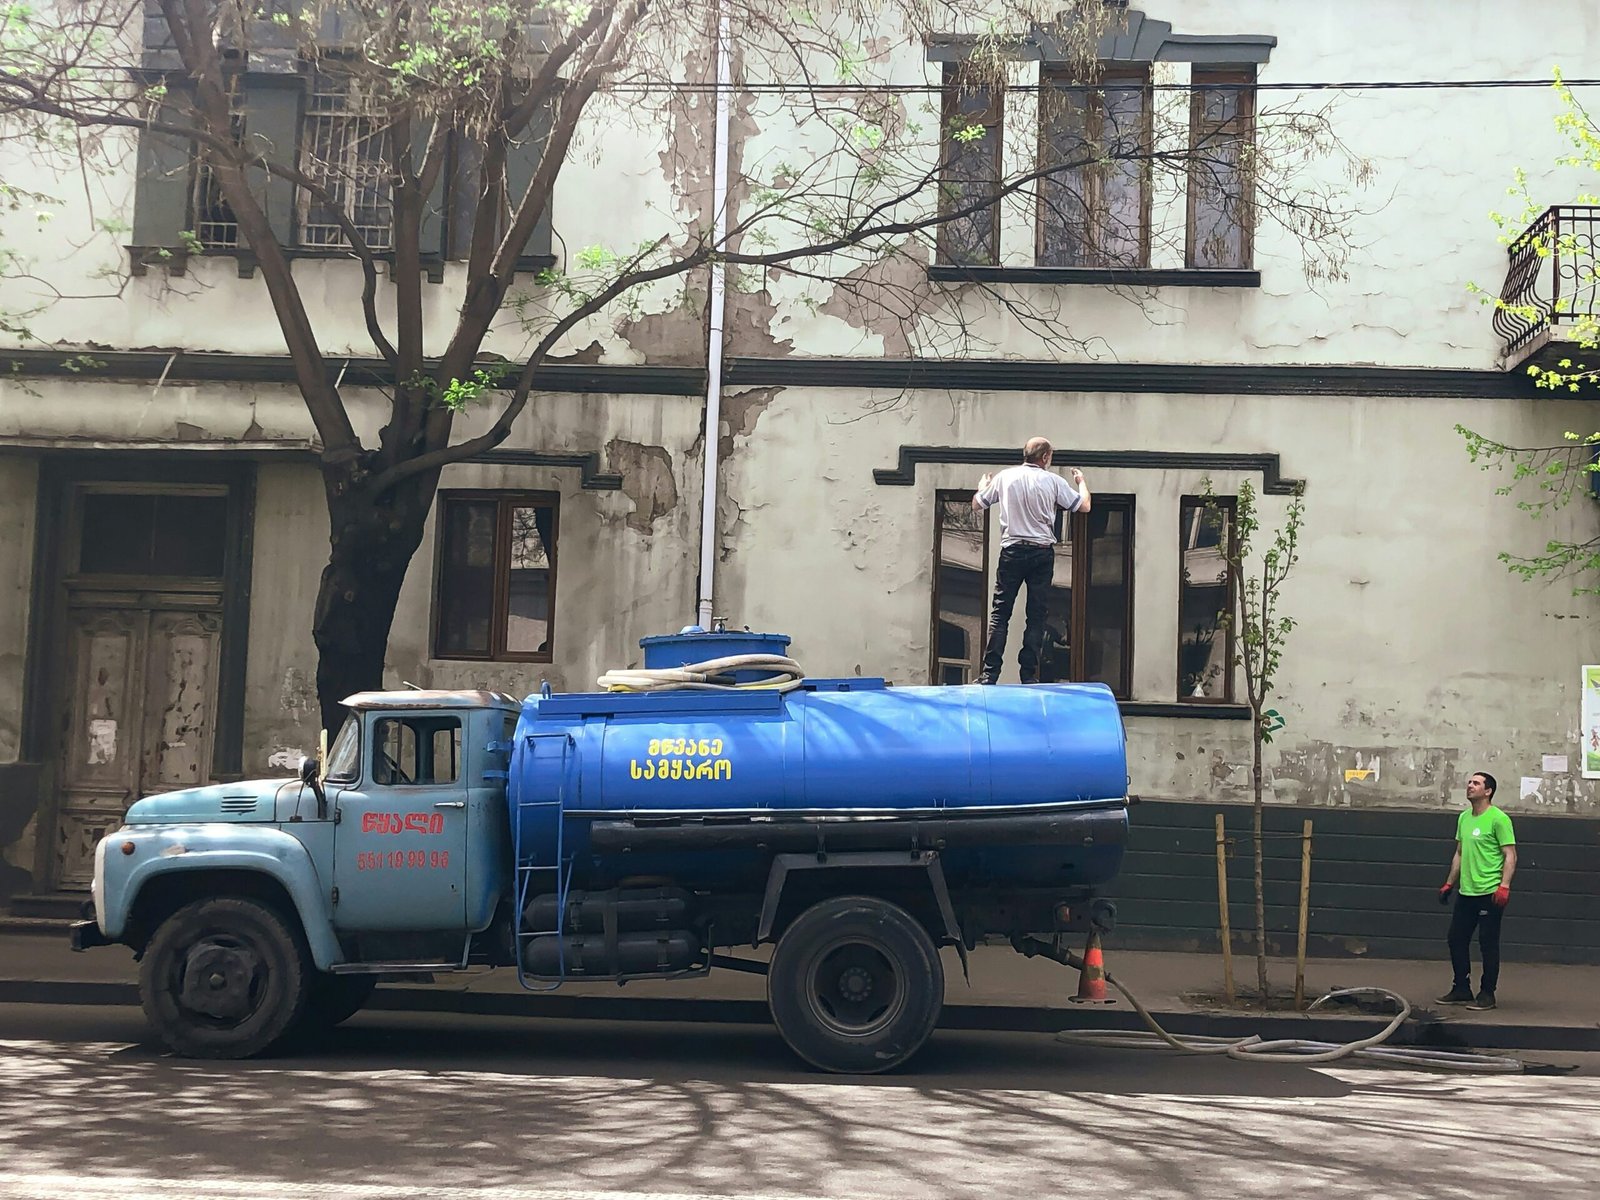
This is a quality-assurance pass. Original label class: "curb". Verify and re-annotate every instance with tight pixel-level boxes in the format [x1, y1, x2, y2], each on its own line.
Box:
[2, 979, 1595, 1053]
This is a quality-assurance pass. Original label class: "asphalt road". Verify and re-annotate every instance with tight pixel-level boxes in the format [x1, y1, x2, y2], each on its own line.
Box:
[0, 1004, 1597, 1200]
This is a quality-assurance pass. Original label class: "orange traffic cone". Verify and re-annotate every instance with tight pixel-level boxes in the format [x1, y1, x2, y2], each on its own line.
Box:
[1069, 926, 1115, 1004]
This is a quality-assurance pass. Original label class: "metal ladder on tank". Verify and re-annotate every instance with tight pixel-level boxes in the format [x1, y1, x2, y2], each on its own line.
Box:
[512, 730, 577, 992]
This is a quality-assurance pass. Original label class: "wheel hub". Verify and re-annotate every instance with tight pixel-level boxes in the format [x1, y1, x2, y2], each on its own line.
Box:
[838, 966, 874, 1001]
[179, 939, 261, 1020]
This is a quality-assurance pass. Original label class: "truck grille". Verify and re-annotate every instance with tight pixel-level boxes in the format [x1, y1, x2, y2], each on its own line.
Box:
[219, 797, 258, 814]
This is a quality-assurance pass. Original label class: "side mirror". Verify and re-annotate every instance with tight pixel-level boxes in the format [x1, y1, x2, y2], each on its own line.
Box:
[298, 754, 327, 819]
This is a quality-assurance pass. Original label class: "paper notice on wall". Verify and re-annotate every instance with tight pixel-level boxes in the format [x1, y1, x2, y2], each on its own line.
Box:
[1520, 776, 1542, 802]
[87, 719, 116, 765]
[1585, 666, 1600, 780]
[1543, 754, 1569, 774]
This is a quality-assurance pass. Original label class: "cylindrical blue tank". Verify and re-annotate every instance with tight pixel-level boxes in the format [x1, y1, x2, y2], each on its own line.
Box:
[508, 673, 1129, 892]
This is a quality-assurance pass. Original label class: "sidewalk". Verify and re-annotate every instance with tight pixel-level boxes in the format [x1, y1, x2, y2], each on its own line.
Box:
[2, 928, 1594, 1051]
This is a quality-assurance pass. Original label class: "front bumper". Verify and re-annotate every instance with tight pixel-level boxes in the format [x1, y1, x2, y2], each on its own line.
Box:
[69, 919, 112, 952]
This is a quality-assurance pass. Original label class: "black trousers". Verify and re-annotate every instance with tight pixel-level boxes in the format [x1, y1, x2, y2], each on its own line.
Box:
[981, 542, 1055, 684]
[1448, 891, 1504, 994]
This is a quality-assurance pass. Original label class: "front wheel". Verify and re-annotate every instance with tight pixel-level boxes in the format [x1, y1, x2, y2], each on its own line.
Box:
[767, 895, 944, 1074]
[139, 897, 311, 1059]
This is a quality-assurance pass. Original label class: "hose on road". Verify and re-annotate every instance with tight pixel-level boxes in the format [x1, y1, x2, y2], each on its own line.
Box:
[1055, 969, 1527, 1072]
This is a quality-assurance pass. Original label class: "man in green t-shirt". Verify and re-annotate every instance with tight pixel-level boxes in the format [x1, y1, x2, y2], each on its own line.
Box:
[1436, 771, 1518, 1011]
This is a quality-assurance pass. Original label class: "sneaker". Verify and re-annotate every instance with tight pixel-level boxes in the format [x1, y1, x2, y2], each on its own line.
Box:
[1466, 991, 1497, 1011]
[1436, 988, 1474, 1005]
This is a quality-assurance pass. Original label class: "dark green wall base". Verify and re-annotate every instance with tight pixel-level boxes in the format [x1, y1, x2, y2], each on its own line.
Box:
[1110, 800, 1600, 965]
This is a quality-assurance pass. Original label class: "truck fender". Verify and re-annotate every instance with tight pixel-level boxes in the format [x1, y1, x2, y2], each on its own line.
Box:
[756, 850, 964, 949]
[105, 825, 343, 970]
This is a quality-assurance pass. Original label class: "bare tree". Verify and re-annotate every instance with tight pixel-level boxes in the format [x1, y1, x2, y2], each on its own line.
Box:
[2, 0, 1363, 728]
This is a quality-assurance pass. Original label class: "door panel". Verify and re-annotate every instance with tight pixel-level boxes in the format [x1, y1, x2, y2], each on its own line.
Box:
[331, 714, 471, 933]
[56, 609, 145, 887]
[140, 611, 222, 794]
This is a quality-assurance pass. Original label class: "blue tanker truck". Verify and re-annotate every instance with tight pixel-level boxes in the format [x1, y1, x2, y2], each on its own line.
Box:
[71, 630, 1130, 1073]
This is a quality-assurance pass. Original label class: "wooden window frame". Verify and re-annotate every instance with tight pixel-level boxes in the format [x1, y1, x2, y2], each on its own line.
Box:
[1045, 494, 1136, 699]
[937, 63, 1004, 267]
[431, 489, 560, 664]
[929, 488, 992, 685]
[1185, 68, 1256, 270]
[1176, 495, 1237, 704]
[1036, 65, 1153, 270]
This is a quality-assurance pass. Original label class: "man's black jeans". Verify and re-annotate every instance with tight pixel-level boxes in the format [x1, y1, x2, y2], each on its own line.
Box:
[980, 542, 1055, 684]
[1448, 891, 1504, 994]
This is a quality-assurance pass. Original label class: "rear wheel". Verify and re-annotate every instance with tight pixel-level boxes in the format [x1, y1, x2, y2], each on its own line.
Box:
[139, 897, 311, 1059]
[767, 895, 944, 1074]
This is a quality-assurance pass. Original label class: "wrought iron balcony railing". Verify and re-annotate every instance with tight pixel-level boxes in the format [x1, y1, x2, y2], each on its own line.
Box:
[1495, 205, 1600, 359]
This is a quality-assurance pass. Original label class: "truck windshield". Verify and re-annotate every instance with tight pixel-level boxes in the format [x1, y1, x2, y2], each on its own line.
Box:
[324, 716, 361, 782]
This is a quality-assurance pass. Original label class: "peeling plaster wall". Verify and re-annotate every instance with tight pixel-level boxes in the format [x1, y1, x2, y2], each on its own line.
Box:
[0, 456, 37, 764]
[0, 456, 39, 894]
[721, 384, 1600, 817]
[2, 2, 1596, 371]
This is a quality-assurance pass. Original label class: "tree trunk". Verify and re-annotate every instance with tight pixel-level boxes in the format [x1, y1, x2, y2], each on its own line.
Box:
[311, 463, 440, 735]
[1253, 728, 1268, 1005]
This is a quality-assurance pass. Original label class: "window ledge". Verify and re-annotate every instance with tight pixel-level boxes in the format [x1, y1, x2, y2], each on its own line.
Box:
[1119, 701, 1252, 720]
[126, 244, 557, 285]
[928, 265, 1260, 289]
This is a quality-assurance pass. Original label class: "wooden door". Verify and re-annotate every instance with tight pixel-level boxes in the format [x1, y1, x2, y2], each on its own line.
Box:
[53, 605, 222, 887]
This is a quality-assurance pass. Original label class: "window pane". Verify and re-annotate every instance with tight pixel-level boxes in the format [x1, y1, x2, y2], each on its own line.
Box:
[1189, 73, 1252, 269]
[1039, 77, 1092, 267]
[1180, 501, 1232, 699]
[79, 493, 156, 574]
[1040, 72, 1147, 268]
[932, 493, 987, 684]
[1097, 82, 1147, 266]
[939, 69, 1002, 265]
[1081, 505, 1131, 694]
[372, 719, 418, 786]
[150, 494, 228, 576]
[504, 504, 553, 655]
[428, 722, 461, 784]
[1039, 530, 1074, 683]
[436, 500, 496, 657]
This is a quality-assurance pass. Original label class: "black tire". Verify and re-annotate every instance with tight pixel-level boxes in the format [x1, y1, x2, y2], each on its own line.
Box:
[767, 895, 944, 1074]
[139, 896, 311, 1059]
[303, 974, 378, 1030]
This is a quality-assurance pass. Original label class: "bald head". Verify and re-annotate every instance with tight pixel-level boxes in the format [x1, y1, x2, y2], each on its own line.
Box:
[1023, 437, 1052, 465]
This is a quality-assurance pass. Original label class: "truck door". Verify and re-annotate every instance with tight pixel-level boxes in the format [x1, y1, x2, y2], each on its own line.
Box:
[331, 712, 471, 931]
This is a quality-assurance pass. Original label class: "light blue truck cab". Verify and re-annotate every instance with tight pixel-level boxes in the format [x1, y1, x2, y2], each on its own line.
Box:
[73, 638, 1131, 1074]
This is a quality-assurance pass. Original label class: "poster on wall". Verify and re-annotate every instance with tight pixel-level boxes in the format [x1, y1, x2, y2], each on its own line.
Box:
[1585, 666, 1600, 780]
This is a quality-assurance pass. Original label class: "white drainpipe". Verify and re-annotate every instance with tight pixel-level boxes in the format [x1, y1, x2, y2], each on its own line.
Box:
[695, 8, 733, 631]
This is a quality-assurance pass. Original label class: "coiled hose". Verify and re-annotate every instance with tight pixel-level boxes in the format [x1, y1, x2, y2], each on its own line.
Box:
[1055, 971, 1526, 1072]
[597, 653, 805, 693]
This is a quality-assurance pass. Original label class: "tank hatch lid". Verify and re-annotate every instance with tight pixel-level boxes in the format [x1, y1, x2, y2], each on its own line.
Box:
[532, 689, 785, 717]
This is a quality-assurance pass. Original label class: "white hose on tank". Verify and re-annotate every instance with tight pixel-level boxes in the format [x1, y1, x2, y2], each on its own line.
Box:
[597, 653, 805, 693]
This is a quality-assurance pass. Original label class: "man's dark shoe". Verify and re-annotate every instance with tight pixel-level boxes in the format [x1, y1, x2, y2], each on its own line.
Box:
[978, 676, 997, 686]
[1436, 988, 1474, 1005]
[1019, 676, 1037, 685]
[1466, 990, 1497, 1011]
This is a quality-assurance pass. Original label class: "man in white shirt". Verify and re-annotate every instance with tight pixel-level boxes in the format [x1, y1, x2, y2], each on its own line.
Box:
[972, 437, 1090, 685]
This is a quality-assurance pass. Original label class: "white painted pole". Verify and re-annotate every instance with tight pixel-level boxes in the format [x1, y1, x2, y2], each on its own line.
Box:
[695, 7, 733, 631]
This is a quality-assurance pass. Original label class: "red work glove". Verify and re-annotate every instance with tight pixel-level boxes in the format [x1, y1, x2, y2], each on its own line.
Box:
[1438, 883, 1455, 906]
[1493, 885, 1511, 908]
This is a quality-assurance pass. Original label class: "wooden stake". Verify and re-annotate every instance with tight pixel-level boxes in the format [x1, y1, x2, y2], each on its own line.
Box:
[1295, 818, 1313, 1010]
[1215, 812, 1236, 1005]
